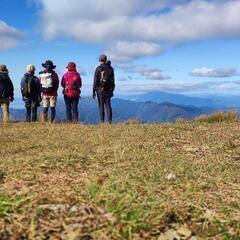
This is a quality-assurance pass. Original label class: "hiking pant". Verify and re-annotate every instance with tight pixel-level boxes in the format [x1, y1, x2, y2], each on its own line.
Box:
[64, 96, 79, 122]
[25, 99, 38, 122]
[43, 107, 56, 123]
[43, 96, 57, 122]
[97, 91, 112, 123]
[0, 100, 9, 123]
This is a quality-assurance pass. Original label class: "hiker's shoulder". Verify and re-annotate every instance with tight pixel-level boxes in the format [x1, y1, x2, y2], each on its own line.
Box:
[95, 65, 103, 70]
[39, 70, 46, 75]
[52, 71, 59, 79]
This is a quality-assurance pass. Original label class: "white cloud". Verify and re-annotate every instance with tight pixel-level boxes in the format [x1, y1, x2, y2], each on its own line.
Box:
[107, 41, 162, 61]
[190, 67, 238, 78]
[148, 71, 171, 80]
[118, 63, 171, 80]
[0, 21, 22, 51]
[37, 0, 240, 60]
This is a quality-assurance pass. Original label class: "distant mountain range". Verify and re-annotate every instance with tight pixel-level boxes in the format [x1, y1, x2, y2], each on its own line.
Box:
[4, 91, 239, 123]
[4, 97, 213, 123]
[121, 91, 240, 108]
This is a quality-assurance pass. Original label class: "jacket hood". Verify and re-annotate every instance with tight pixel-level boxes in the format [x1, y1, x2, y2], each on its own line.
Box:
[25, 72, 34, 77]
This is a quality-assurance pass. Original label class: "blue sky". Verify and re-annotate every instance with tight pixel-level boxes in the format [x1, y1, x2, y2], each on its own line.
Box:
[1, 0, 240, 99]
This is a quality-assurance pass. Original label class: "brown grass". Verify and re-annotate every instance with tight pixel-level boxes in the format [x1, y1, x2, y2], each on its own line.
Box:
[0, 122, 240, 239]
[194, 110, 239, 123]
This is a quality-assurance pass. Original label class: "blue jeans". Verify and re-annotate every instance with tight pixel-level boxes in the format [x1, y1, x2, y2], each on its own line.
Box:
[24, 99, 38, 122]
[64, 96, 79, 122]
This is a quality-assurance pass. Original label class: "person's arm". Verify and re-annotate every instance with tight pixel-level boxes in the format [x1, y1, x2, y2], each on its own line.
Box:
[93, 67, 100, 99]
[112, 67, 115, 91]
[93, 67, 100, 92]
[20, 76, 25, 96]
[61, 74, 66, 88]
[36, 77, 42, 101]
[54, 73, 59, 91]
[8, 78, 14, 101]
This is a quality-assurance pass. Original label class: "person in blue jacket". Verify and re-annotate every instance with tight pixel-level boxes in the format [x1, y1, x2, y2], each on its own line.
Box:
[21, 64, 41, 122]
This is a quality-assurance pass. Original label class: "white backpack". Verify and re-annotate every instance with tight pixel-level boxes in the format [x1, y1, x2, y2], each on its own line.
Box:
[40, 72, 54, 93]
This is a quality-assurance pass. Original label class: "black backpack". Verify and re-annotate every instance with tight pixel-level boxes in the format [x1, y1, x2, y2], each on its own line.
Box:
[99, 65, 114, 90]
[22, 75, 38, 98]
[0, 74, 8, 99]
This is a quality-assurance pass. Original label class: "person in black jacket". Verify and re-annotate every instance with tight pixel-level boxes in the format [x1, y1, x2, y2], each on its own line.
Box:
[21, 64, 41, 122]
[93, 55, 115, 124]
[0, 65, 14, 122]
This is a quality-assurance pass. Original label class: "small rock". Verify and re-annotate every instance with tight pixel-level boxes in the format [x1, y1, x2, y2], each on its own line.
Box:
[183, 146, 199, 152]
[177, 226, 192, 238]
[70, 206, 79, 213]
[38, 204, 69, 212]
[189, 237, 198, 240]
[159, 229, 180, 240]
[166, 173, 176, 181]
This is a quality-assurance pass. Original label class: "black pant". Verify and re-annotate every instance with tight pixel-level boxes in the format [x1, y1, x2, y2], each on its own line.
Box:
[97, 91, 112, 123]
[64, 96, 79, 122]
[25, 99, 38, 122]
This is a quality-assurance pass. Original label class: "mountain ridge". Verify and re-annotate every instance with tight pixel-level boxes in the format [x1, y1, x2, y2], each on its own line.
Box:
[4, 97, 213, 123]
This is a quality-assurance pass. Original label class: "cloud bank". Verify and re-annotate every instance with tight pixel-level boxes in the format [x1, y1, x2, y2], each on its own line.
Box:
[0, 21, 22, 51]
[37, 0, 240, 61]
[190, 67, 238, 78]
[117, 80, 240, 95]
[118, 63, 171, 80]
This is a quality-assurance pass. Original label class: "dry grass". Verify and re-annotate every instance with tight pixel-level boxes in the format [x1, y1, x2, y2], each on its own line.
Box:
[194, 110, 239, 123]
[0, 122, 240, 239]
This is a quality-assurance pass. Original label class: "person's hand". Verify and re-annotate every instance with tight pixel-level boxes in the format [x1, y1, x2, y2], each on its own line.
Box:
[93, 91, 96, 100]
[10, 97, 14, 102]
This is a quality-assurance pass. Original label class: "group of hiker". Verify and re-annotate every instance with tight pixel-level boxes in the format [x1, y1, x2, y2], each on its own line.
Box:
[0, 54, 115, 123]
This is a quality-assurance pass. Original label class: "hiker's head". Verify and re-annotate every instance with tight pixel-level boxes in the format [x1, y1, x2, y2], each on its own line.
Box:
[42, 60, 56, 72]
[66, 62, 76, 71]
[26, 64, 36, 74]
[106, 60, 111, 67]
[0, 64, 9, 74]
[99, 54, 107, 64]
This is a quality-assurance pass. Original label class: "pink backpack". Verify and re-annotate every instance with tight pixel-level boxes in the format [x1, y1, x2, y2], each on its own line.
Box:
[64, 72, 81, 98]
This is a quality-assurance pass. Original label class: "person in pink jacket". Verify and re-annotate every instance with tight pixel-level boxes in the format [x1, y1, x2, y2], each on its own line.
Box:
[61, 62, 82, 122]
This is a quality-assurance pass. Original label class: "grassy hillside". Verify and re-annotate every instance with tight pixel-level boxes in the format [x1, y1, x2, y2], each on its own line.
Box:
[0, 122, 239, 239]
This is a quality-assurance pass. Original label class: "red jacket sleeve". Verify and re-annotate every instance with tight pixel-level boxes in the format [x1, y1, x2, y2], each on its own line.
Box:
[61, 74, 66, 88]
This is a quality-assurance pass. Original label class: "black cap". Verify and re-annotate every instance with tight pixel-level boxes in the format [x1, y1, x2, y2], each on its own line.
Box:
[99, 54, 107, 62]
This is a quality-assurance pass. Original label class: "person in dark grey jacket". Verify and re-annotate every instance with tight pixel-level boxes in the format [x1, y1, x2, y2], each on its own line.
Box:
[93, 55, 115, 124]
[0, 65, 14, 122]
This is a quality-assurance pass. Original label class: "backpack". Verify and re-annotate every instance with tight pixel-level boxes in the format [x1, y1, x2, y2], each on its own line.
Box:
[64, 72, 80, 98]
[21, 75, 38, 98]
[0, 78, 5, 99]
[99, 65, 114, 91]
[0, 74, 8, 99]
[40, 72, 54, 93]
